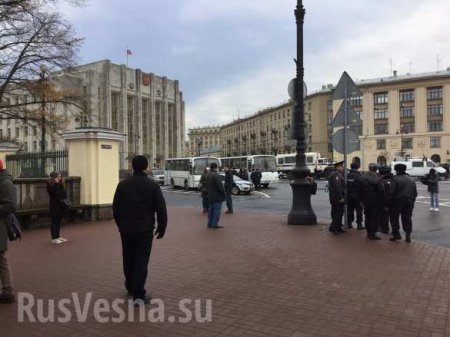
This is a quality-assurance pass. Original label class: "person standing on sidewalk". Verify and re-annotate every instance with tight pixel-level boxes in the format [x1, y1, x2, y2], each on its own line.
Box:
[378, 166, 394, 234]
[328, 161, 346, 234]
[0, 159, 17, 304]
[346, 162, 364, 230]
[360, 163, 383, 240]
[390, 164, 417, 243]
[424, 168, 439, 211]
[199, 167, 210, 213]
[206, 162, 225, 228]
[46, 171, 68, 244]
[113, 155, 168, 304]
[224, 165, 234, 214]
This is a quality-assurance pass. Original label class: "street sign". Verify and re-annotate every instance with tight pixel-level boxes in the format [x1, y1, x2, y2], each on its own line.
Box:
[331, 100, 362, 128]
[332, 71, 362, 100]
[288, 78, 307, 101]
[332, 128, 360, 154]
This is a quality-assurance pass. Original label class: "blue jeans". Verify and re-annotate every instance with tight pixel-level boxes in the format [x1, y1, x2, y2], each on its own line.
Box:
[207, 202, 223, 228]
[225, 193, 233, 212]
[430, 192, 439, 208]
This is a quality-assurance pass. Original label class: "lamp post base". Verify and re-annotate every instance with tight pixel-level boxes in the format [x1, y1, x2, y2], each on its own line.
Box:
[288, 168, 317, 225]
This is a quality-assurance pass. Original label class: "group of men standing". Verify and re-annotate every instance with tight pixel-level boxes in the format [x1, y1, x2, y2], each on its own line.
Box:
[328, 161, 417, 242]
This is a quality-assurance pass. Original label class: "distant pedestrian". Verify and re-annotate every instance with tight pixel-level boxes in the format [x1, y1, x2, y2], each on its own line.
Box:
[389, 164, 417, 243]
[378, 166, 394, 234]
[113, 155, 168, 304]
[224, 166, 234, 214]
[199, 167, 210, 213]
[239, 168, 249, 181]
[206, 162, 225, 228]
[46, 171, 68, 244]
[360, 163, 383, 240]
[255, 168, 262, 189]
[423, 168, 439, 211]
[346, 162, 364, 230]
[250, 169, 257, 188]
[328, 161, 346, 234]
[0, 159, 17, 304]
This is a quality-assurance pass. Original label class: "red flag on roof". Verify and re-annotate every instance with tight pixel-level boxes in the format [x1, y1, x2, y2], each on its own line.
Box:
[127, 49, 133, 55]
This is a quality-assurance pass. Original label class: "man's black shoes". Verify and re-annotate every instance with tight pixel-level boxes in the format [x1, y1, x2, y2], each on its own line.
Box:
[368, 234, 381, 241]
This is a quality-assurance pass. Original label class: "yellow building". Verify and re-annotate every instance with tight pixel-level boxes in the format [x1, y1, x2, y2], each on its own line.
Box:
[186, 126, 221, 157]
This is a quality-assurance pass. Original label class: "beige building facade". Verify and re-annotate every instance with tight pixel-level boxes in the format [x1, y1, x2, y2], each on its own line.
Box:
[186, 126, 222, 157]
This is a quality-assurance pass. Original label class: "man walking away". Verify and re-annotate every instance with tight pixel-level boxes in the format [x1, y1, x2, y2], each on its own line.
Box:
[113, 155, 167, 304]
[390, 164, 417, 243]
[0, 159, 17, 304]
[224, 166, 234, 214]
[378, 166, 394, 234]
[328, 161, 346, 235]
[425, 168, 439, 211]
[199, 167, 210, 213]
[360, 163, 383, 240]
[346, 162, 364, 230]
[206, 163, 225, 228]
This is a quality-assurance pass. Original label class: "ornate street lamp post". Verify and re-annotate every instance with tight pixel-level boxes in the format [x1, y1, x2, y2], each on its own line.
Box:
[288, 1, 317, 225]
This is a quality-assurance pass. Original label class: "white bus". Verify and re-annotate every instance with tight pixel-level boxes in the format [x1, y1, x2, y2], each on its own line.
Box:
[165, 156, 221, 190]
[219, 155, 278, 188]
[276, 152, 330, 178]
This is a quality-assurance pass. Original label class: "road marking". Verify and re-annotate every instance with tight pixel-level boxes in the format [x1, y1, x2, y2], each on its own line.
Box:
[253, 191, 271, 198]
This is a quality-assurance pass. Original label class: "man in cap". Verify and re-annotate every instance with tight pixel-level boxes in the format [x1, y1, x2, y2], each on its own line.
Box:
[347, 162, 364, 230]
[328, 160, 346, 234]
[389, 163, 417, 243]
[378, 166, 394, 234]
[360, 163, 383, 240]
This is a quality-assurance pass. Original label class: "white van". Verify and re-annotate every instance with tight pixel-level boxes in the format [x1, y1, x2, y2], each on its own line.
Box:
[390, 158, 447, 178]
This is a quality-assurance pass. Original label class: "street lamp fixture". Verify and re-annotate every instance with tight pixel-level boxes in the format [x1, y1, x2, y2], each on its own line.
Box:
[288, 1, 317, 225]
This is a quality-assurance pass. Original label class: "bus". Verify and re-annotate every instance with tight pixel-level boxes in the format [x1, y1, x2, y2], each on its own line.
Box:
[219, 155, 279, 188]
[165, 156, 221, 190]
[276, 152, 331, 179]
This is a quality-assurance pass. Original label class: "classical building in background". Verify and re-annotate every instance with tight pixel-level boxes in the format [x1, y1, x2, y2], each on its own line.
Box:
[0, 60, 185, 169]
[186, 126, 221, 157]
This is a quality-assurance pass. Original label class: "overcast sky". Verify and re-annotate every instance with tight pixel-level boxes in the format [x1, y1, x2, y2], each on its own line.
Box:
[60, 0, 450, 130]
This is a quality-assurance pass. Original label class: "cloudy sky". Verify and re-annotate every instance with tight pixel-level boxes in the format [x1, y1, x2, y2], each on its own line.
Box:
[60, 0, 450, 130]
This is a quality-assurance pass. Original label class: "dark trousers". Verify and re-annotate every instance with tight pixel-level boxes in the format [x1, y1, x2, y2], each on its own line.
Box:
[225, 193, 233, 212]
[364, 202, 381, 236]
[390, 199, 414, 235]
[379, 208, 391, 233]
[347, 198, 363, 226]
[330, 203, 344, 231]
[120, 232, 153, 300]
[202, 197, 209, 211]
[50, 216, 62, 239]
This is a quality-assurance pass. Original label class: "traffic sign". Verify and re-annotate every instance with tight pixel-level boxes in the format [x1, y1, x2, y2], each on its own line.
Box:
[332, 128, 360, 154]
[332, 71, 362, 100]
[288, 78, 307, 101]
[331, 100, 362, 128]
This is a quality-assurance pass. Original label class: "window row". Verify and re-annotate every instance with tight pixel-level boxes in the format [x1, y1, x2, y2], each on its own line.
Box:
[376, 137, 441, 149]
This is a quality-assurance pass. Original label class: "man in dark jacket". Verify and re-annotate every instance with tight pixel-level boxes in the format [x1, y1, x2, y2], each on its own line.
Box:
[378, 166, 394, 234]
[360, 163, 382, 240]
[206, 162, 225, 228]
[113, 155, 168, 304]
[424, 168, 439, 211]
[0, 159, 17, 304]
[346, 162, 364, 230]
[390, 163, 417, 243]
[224, 166, 234, 214]
[328, 161, 345, 234]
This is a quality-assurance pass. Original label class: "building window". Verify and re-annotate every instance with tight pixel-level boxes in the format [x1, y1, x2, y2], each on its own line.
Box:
[377, 139, 386, 149]
[24, 126, 28, 136]
[374, 92, 388, 104]
[374, 109, 388, 119]
[428, 121, 443, 132]
[374, 123, 388, 135]
[33, 141, 37, 151]
[400, 106, 414, 117]
[402, 138, 413, 149]
[51, 140, 56, 149]
[15, 127, 19, 138]
[33, 126, 37, 136]
[430, 137, 441, 148]
[427, 86, 442, 100]
[399, 89, 414, 102]
[400, 122, 415, 133]
[350, 96, 362, 106]
[7, 128, 11, 138]
[111, 92, 119, 131]
[427, 104, 443, 116]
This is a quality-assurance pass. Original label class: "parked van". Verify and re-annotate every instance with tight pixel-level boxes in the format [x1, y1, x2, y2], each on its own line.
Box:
[390, 158, 447, 178]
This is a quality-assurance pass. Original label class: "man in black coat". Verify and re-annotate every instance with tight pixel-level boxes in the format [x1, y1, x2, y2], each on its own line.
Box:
[328, 161, 346, 234]
[224, 166, 234, 214]
[378, 166, 394, 234]
[206, 162, 225, 228]
[389, 164, 417, 243]
[360, 163, 382, 240]
[346, 162, 364, 230]
[113, 155, 168, 304]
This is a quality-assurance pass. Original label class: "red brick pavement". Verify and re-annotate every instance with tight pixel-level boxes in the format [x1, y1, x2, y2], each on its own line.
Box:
[2, 206, 450, 337]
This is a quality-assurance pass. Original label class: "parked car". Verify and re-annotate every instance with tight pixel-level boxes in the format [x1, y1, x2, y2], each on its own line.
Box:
[391, 158, 447, 178]
[218, 172, 254, 195]
[150, 169, 165, 185]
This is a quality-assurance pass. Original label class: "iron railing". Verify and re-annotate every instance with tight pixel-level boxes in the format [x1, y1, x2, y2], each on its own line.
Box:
[6, 149, 68, 178]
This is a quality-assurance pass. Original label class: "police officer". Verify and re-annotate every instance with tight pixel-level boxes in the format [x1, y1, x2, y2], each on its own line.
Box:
[360, 163, 382, 240]
[328, 161, 346, 234]
[389, 164, 417, 243]
[347, 162, 364, 230]
[378, 166, 394, 234]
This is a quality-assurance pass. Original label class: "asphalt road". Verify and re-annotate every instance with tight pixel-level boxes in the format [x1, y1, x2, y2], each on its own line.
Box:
[161, 179, 450, 248]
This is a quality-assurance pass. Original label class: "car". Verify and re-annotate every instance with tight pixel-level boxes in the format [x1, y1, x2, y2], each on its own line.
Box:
[219, 172, 255, 195]
[391, 158, 447, 178]
[150, 169, 165, 185]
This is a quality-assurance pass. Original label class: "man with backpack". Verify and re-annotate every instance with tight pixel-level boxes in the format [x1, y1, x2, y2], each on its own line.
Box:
[0, 159, 17, 304]
[346, 163, 364, 230]
[378, 166, 394, 234]
[360, 163, 383, 240]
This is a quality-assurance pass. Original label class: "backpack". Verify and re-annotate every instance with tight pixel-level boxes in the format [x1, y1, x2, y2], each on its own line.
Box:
[6, 214, 22, 241]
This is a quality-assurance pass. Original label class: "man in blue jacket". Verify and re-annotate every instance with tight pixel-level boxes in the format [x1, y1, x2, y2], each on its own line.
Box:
[113, 155, 168, 304]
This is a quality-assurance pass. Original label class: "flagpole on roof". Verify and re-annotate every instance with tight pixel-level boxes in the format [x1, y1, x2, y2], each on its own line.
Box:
[126, 45, 129, 68]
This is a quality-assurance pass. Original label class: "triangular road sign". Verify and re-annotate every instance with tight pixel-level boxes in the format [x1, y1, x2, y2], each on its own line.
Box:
[332, 71, 362, 100]
[331, 100, 362, 128]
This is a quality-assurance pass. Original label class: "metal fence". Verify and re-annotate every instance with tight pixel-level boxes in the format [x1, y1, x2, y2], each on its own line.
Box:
[6, 149, 68, 178]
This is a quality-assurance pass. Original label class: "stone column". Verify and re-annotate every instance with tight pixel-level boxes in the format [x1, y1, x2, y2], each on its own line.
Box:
[61, 128, 125, 220]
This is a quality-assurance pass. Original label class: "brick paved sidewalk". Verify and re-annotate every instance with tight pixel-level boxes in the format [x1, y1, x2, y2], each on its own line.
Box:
[2, 206, 450, 337]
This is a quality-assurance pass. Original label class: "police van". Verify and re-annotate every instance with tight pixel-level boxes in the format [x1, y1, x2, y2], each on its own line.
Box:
[390, 158, 447, 178]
